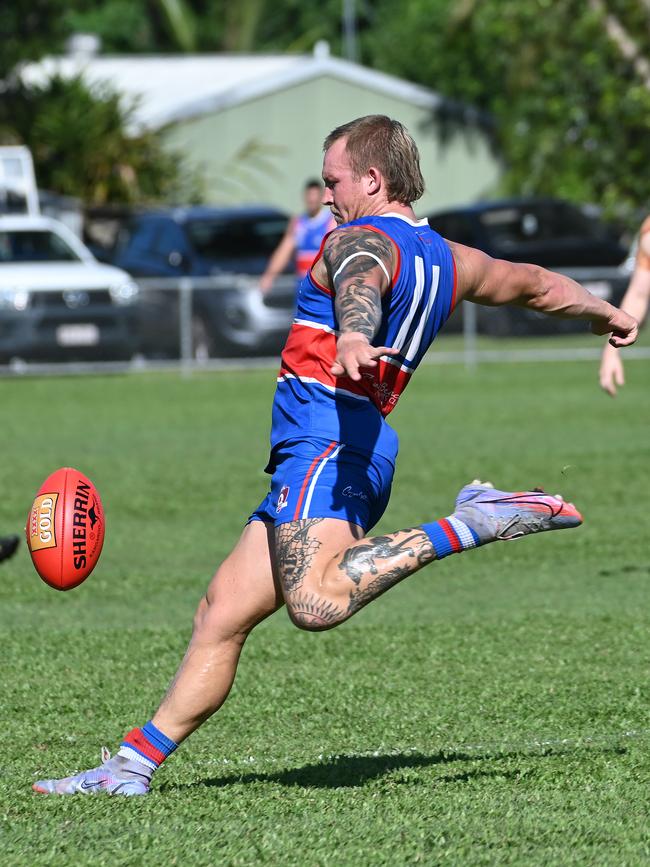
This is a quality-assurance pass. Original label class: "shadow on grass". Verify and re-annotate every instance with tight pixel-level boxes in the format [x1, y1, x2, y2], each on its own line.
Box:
[164, 743, 626, 793]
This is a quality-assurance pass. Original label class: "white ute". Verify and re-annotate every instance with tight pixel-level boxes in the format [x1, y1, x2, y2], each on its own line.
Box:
[0, 214, 140, 362]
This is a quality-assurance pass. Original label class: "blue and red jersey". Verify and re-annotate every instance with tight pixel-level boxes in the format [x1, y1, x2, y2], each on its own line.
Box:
[271, 213, 457, 464]
[294, 209, 336, 277]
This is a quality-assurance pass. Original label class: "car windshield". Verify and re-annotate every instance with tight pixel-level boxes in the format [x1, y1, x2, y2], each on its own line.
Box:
[186, 216, 288, 261]
[479, 203, 605, 247]
[0, 230, 81, 263]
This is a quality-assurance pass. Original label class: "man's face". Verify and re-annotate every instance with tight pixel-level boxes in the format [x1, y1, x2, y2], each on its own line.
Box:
[303, 185, 323, 217]
[321, 137, 368, 225]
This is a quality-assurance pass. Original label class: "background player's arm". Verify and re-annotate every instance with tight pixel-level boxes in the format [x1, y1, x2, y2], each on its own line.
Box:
[449, 241, 638, 348]
[600, 221, 650, 395]
[259, 218, 297, 294]
[321, 226, 399, 381]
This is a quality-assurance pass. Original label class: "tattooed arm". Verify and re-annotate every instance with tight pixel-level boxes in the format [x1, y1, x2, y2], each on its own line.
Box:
[321, 227, 399, 381]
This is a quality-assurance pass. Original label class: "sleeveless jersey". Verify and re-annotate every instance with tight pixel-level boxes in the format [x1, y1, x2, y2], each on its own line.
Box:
[294, 209, 335, 277]
[271, 213, 457, 464]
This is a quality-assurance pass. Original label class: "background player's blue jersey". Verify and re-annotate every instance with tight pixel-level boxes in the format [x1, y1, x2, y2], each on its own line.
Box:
[294, 208, 335, 278]
[272, 213, 457, 464]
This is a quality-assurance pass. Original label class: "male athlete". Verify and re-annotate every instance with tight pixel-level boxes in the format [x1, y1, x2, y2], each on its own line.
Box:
[259, 178, 336, 294]
[599, 215, 650, 395]
[34, 116, 638, 795]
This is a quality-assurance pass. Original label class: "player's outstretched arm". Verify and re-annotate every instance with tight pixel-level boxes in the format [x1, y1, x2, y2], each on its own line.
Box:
[322, 226, 399, 380]
[449, 241, 639, 349]
[600, 222, 650, 395]
[259, 218, 297, 294]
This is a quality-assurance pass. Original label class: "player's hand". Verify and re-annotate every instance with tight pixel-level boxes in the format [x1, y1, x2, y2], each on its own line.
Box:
[599, 344, 625, 397]
[591, 309, 638, 348]
[331, 332, 399, 382]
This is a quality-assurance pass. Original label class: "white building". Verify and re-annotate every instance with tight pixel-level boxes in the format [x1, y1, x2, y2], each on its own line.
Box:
[23, 45, 501, 214]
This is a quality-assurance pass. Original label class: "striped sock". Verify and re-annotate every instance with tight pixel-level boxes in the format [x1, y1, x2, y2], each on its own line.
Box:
[117, 721, 178, 771]
[421, 515, 480, 560]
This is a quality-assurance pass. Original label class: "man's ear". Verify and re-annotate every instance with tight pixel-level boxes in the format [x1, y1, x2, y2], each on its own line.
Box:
[366, 167, 382, 196]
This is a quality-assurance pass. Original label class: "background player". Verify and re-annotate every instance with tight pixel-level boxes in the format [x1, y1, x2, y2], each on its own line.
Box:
[600, 216, 650, 395]
[259, 178, 336, 294]
[34, 116, 637, 796]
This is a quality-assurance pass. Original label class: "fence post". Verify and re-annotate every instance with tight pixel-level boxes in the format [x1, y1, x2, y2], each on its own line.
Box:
[463, 301, 478, 370]
[179, 277, 193, 376]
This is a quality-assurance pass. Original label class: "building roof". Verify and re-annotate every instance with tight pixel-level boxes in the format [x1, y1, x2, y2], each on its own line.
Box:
[21, 46, 442, 132]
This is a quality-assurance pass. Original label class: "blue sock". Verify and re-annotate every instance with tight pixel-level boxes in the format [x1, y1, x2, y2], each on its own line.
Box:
[117, 720, 178, 771]
[421, 515, 480, 560]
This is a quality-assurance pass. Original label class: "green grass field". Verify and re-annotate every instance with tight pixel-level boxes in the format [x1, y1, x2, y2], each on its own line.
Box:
[1, 355, 649, 866]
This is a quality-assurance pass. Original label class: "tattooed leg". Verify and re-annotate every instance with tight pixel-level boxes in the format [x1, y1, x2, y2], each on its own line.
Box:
[273, 518, 353, 629]
[335, 529, 434, 617]
[274, 483, 581, 630]
[273, 518, 435, 631]
[274, 519, 327, 593]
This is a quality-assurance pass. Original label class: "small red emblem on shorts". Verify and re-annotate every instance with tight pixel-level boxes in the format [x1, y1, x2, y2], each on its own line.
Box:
[276, 485, 290, 513]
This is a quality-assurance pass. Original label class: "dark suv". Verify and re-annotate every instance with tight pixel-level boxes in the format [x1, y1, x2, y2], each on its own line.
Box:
[428, 198, 629, 335]
[113, 206, 294, 357]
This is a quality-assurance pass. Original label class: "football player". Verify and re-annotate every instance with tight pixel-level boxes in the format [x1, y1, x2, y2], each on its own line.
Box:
[34, 116, 637, 795]
[260, 178, 336, 295]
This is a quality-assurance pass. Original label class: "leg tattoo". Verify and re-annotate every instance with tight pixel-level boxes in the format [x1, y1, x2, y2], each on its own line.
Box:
[275, 521, 435, 629]
[285, 591, 346, 629]
[274, 520, 346, 629]
[275, 519, 324, 592]
[338, 530, 434, 614]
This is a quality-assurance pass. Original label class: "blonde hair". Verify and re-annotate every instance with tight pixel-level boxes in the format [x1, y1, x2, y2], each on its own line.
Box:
[323, 115, 425, 204]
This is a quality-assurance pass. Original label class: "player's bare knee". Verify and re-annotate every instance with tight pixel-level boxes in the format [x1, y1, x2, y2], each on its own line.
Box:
[285, 591, 347, 632]
[192, 593, 228, 638]
[192, 594, 210, 633]
[286, 606, 332, 632]
[192, 598, 248, 647]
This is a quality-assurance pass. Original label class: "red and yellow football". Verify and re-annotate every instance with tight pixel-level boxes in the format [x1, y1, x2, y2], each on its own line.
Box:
[26, 467, 105, 591]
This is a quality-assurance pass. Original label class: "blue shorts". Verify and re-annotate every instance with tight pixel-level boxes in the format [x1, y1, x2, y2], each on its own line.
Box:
[249, 437, 394, 531]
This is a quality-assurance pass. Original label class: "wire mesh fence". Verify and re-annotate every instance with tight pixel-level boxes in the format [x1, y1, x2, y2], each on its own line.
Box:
[0, 275, 647, 377]
[0, 273, 295, 375]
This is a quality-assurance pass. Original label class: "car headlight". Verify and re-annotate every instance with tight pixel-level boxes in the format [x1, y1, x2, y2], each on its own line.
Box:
[0, 289, 30, 310]
[109, 280, 140, 306]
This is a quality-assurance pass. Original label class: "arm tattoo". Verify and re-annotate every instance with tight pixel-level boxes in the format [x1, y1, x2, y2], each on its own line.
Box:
[274, 519, 324, 592]
[337, 530, 434, 614]
[324, 228, 394, 339]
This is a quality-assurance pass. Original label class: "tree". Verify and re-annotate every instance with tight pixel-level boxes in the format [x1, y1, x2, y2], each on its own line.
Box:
[0, 75, 197, 205]
[365, 0, 650, 223]
[63, 0, 158, 54]
[64, 0, 349, 55]
[0, 0, 75, 80]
